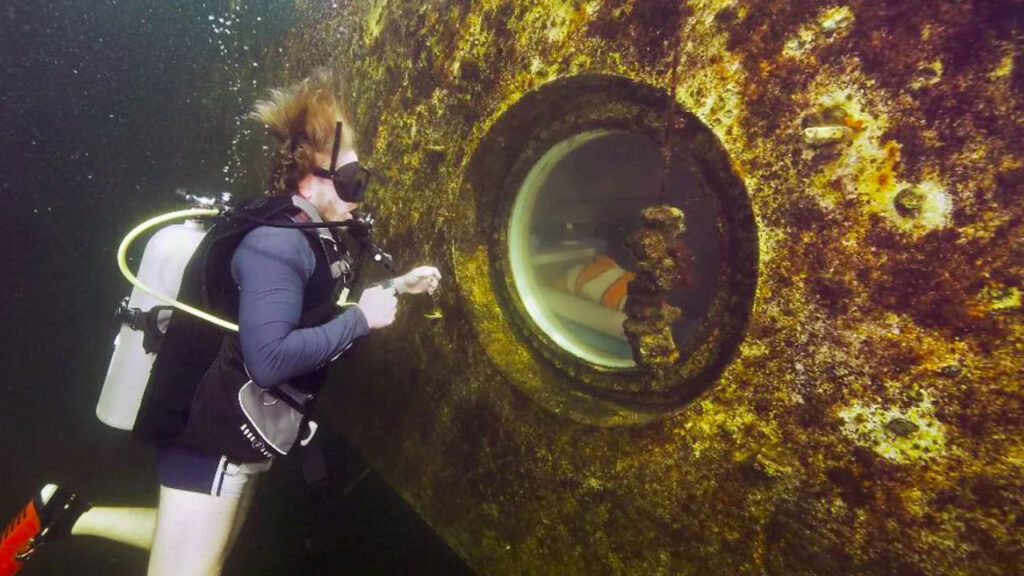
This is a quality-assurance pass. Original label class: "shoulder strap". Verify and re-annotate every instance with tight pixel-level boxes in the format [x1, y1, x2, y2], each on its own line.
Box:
[289, 196, 347, 281]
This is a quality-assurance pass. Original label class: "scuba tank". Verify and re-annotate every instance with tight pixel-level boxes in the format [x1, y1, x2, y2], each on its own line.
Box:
[95, 189, 393, 432]
[95, 190, 230, 430]
[96, 218, 208, 430]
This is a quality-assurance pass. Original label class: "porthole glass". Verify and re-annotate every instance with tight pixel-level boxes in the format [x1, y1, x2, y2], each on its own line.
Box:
[508, 129, 722, 369]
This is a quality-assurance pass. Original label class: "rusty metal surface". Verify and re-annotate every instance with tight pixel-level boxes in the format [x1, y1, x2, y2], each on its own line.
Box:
[269, 0, 1023, 573]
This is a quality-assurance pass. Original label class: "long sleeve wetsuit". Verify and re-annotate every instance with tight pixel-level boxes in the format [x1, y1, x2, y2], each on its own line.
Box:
[230, 226, 369, 389]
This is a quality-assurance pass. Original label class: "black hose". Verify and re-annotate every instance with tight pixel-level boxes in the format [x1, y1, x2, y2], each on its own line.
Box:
[226, 208, 368, 234]
[227, 208, 395, 272]
[174, 189, 395, 272]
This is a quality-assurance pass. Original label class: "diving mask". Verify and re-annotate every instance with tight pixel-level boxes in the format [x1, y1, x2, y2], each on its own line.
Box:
[312, 121, 371, 203]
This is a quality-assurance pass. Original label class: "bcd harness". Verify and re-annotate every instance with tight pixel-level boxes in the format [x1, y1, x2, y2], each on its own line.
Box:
[130, 195, 354, 463]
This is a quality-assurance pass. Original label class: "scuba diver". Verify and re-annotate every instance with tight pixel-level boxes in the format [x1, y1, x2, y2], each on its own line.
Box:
[0, 70, 441, 576]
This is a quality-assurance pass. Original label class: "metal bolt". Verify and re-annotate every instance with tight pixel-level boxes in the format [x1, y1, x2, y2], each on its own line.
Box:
[939, 364, 964, 377]
[894, 186, 925, 218]
[886, 417, 919, 438]
[802, 125, 851, 147]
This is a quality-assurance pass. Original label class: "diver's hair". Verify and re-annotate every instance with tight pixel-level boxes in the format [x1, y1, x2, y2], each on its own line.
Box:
[249, 68, 354, 196]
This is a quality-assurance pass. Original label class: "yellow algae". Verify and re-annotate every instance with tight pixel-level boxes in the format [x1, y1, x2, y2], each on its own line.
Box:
[819, 6, 854, 35]
[457, 246, 536, 385]
[362, 0, 386, 44]
[908, 59, 943, 92]
[784, 5, 855, 58]
[678, 0, 750, 144]
[839, 391, 949, 464]
[539, 0, 579, 43]
[989, 43, 1015, 80]
[978, 281, 1022, 312]
[676, 397, 765, 461]
[783, 27, 818, 58]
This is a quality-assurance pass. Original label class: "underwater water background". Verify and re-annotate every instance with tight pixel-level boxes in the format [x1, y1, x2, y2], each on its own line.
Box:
[1, 1, 471, 574]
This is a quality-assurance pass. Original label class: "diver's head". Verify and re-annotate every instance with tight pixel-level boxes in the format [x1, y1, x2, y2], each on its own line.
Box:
[249, 68, 367, 220]
[296, 120, 371, 222]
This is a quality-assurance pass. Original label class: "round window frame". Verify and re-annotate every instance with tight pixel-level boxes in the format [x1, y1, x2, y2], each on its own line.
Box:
[458, 75, 758, 422]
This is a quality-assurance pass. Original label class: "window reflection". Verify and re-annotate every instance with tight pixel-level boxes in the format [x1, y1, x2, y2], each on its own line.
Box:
[508, 130, 720, 368]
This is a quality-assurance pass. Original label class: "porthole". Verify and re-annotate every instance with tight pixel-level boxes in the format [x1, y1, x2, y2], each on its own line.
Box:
[457, 75, 757, 422]
[508, 129, 721, 370]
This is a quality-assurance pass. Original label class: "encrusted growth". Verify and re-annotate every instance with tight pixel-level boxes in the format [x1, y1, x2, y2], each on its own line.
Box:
[256, 0, 1024, 574]
[623, 205, 693, 383]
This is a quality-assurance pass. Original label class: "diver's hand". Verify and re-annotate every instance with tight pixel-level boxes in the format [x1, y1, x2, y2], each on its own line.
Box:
[357, 285, 397, 329]
[395, 265, 441, 295]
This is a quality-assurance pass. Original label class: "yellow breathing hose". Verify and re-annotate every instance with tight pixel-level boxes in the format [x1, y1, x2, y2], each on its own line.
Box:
[117, 208, 241, 332]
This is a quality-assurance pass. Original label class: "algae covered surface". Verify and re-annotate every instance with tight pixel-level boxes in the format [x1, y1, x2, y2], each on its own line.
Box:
[267, 0, 1023, 573]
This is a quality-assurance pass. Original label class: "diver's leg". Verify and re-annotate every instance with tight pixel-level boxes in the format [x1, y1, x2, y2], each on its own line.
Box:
[70, 507, 156, 550]
[225, 477, 258, 552]
[146, 448, 270, 576]
[146, 486, 239, 576]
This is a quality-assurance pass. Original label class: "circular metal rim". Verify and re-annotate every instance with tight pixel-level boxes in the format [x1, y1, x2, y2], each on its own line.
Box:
[456, 74, 758, 421]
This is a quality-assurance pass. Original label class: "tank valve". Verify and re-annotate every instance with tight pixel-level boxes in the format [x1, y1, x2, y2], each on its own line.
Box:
[174, 187, 234, 211]
[114, 296, 142, 329]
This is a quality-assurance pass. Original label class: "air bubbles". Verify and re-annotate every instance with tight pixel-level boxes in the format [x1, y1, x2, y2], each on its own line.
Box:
[204, 4, 273, 184]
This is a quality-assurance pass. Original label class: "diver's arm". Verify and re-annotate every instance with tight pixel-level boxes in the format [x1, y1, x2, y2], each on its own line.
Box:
[231, 226, 370, 389]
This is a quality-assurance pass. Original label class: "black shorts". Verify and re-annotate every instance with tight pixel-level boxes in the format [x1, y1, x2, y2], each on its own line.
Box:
[156, 445, 272, 498]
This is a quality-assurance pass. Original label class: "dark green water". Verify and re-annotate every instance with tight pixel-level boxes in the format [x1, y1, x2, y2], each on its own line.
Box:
[1, 1, 470, 574]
